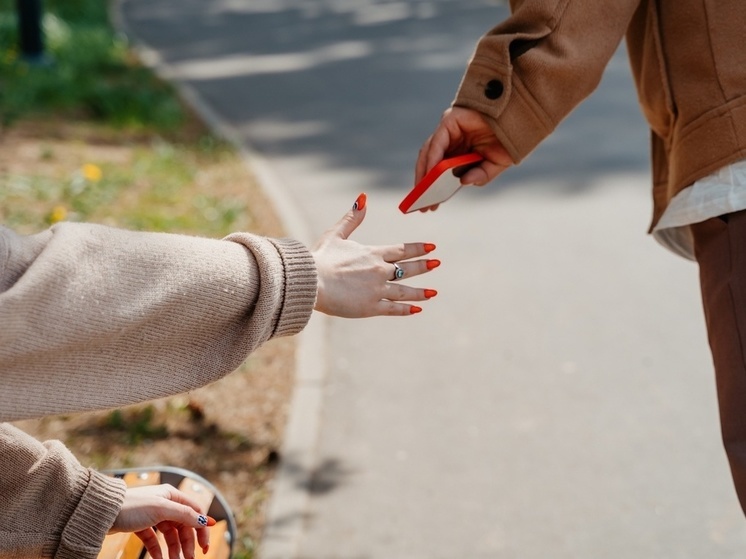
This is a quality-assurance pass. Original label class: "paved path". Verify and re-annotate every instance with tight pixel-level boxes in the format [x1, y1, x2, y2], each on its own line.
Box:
[119, 1, 746, 557]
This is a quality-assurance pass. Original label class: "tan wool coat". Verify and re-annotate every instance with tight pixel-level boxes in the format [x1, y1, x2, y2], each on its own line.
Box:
[453, 0, 746, 229]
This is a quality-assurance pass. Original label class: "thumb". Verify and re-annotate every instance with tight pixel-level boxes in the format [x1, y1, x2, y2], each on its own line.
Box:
[332, 192, 367, 240]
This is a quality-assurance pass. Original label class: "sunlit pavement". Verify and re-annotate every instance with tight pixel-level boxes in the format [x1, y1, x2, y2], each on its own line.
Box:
[120, 1, 746, 557]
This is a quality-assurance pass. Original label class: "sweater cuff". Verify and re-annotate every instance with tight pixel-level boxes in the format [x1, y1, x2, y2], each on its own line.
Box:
[52, 470, 126, 559]
[267, 238, 318, 338]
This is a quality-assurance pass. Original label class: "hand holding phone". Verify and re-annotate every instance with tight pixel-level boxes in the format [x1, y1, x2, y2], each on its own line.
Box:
[399, 152, 484, 214]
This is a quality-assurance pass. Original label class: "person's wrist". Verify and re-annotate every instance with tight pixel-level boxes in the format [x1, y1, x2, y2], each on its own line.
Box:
[311, 253, 329, 314]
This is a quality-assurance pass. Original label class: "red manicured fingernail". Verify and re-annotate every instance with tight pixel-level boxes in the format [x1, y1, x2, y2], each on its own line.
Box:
[424, 243, 436, 253]
[424, 289, 438, 299]
[202, 544, 210, 554]
[207, 516, 217, 527]
[426, 259, 441, 270]
[410, 306, 422, 314]
[353, 192, 367, 211]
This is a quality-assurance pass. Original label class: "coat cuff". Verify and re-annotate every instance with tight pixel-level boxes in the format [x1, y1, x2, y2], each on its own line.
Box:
[453, 52, 554, 164]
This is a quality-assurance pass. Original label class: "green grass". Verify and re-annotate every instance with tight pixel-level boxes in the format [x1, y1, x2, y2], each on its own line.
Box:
[106, 406, 169, 445]
[0, 136, 248, 237]
[0, 0, 183, 128]
[0, 0, 249, 237]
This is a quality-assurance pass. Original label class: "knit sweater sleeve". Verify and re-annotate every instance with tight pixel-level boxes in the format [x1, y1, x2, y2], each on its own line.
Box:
[0, 223, 317, 422]
[0, 423, 126, 559]
[453, 0, 641, 164]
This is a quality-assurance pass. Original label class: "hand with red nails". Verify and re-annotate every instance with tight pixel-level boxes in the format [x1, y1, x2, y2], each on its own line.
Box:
[312, 193, 439, 318]
[416, 107, 514, 196]
[109, 485, 214, 559]
[1, 194, 433, 558]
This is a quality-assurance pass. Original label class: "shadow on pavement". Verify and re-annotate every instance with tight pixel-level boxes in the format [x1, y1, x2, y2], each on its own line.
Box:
[122, 0, 651, 197]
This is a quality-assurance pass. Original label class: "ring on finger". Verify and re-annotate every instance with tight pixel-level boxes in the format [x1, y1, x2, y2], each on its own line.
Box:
[391, 262, 405, 281]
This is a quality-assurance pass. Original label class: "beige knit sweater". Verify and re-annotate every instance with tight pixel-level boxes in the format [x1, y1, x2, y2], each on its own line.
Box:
[0, 222, 317, 559]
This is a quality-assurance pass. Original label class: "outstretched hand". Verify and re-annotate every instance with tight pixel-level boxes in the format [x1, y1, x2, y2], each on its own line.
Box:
[110, 484, 213, 559]
[312, 193, 439, 318]
[416, 107, 514, 187]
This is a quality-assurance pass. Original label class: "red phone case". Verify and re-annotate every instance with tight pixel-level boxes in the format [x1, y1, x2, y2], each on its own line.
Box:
[399, 153, 484, 214]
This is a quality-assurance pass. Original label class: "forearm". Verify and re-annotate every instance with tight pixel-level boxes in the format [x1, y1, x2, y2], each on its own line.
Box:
[0, 423, 126, 559]
[0, 223, 316, 421]
[453, 0, 641, 163]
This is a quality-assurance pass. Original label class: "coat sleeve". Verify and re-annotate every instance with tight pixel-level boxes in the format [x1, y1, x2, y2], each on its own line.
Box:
[0, 423, 126, 559]
[453, 0, 643, 163]
[0, 222, 317, 422]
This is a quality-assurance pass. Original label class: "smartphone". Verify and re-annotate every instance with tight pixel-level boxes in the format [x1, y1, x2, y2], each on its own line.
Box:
[399, 152, 484, 214]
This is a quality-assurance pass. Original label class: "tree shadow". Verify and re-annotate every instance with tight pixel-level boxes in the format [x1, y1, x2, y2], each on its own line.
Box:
[270, 452, 355, 496]
[257, 454, 355, 533]
[121, 0, 650, 196]
[66, 402, 277, 476]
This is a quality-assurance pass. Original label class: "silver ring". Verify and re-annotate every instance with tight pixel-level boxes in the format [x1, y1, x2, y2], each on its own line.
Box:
[392, 263, 404, 281]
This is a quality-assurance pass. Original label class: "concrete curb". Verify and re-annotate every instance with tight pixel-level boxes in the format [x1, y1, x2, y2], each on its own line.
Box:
[112, 3, 325, 557]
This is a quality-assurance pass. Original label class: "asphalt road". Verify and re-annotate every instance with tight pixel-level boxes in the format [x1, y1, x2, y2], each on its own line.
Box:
[119, 1, 746, 557]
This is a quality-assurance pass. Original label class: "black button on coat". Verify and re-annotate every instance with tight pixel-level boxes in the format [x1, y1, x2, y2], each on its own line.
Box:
[484, 79, 504, 100]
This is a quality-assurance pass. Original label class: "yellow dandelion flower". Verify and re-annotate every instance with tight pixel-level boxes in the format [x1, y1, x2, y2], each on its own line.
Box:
[82, 163, 102, 182]
[49, 205, 67, 224]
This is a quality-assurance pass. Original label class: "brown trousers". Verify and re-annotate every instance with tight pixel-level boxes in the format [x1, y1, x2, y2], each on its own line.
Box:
[692, 211, 746, 513]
